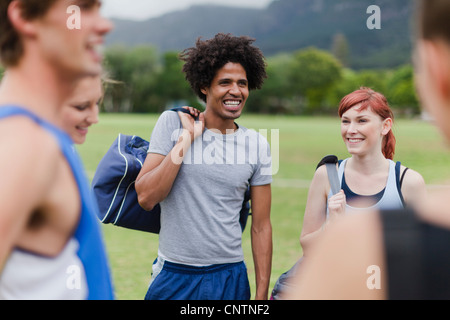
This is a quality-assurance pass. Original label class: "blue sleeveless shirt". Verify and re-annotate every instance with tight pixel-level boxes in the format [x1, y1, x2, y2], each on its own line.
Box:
[0, 106, 114, 300]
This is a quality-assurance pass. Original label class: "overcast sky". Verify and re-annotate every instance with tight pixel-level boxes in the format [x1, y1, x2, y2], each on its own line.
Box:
[101, 0, 273, 21]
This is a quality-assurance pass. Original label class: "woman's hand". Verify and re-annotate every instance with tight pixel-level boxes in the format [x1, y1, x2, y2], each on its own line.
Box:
[328, 190, 346, 219]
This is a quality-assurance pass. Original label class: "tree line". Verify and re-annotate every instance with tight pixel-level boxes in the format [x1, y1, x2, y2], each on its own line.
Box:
[0, 45, 420, 116]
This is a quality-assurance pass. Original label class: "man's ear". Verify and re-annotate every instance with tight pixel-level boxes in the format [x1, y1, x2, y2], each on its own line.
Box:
[422, 41, 450, 101]
[7, 0, 38, 38]
[200, 87, 208, 96]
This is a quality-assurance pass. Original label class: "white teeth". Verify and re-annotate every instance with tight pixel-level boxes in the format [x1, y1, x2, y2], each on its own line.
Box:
[88, 43, 103, 55]
[94, 44, 104, 55]
[349, 139, 362, 143]
[224, 101, 240, 106]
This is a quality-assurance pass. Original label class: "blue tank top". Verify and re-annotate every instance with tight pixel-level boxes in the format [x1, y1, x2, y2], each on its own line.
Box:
[0, 106, 114, 300]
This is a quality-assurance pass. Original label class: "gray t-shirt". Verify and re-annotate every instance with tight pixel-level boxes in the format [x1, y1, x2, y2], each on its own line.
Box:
[148, 111, 272, 265]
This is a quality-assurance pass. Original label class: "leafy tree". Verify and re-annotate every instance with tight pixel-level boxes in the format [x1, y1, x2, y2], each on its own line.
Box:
[99, 45, 420, 117]
[332, 33, 350, 68]
[386, 65, 420, 115]
[103, 45, 159, 113]
[127, 46, 160, 113]
[289, 47, 343, 113]
[247, 53, 296, 114]
[103, 46, 133, 112]
[154, 52, 202, 112]
[326, 68, 389, 114]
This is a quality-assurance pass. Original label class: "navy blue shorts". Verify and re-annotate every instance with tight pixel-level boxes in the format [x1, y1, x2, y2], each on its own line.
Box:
[144, 258, 251, 300]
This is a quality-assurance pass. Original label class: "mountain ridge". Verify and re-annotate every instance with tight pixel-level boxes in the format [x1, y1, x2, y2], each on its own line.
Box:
[105, 0, 416, 69]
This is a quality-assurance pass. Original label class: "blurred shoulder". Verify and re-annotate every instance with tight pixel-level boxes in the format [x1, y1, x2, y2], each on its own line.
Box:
[0, 116, 59, 164]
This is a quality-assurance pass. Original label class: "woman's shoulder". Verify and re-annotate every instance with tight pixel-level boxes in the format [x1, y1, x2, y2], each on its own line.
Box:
[399, 165, 427, 207]
[312, 161, 338, 191]
[400, 165, 425, 185]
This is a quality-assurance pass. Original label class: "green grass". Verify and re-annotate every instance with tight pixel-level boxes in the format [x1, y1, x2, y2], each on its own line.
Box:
[77, 113, 450, 300]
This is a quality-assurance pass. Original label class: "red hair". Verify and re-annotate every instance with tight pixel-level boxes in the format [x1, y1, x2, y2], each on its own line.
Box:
[338, 87, 396, 160]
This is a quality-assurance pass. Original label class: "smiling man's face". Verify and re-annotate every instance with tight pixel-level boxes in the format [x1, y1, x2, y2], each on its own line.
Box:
[201, 62, 249, 125]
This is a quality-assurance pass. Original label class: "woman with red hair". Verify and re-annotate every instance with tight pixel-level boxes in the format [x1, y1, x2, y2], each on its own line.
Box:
[285, 0, 450, 299]
[271, 87, 427, 300]
[299, 87, 426, 261]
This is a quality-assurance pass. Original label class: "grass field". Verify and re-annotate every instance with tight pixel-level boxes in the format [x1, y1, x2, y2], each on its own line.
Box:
[77, 112, 450, 300]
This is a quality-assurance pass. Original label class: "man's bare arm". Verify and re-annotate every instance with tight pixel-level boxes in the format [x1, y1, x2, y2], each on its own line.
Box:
[250, 184, 272, 300]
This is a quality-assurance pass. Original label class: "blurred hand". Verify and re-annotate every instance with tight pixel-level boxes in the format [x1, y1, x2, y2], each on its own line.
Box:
[328, 190, 346, 219]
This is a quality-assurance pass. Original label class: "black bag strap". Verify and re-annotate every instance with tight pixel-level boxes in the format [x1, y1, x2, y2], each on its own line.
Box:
[400, 167, 409, 188]
[395, 162, 409, 207]
[170, 107, 200, 120]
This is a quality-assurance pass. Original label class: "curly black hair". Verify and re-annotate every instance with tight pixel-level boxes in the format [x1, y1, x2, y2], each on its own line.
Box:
[180, 33, 267, 103]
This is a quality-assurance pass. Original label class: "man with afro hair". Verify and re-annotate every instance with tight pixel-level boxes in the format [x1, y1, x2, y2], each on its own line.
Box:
[136, 33, 273, 300]
[180, 33, 267, 104]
